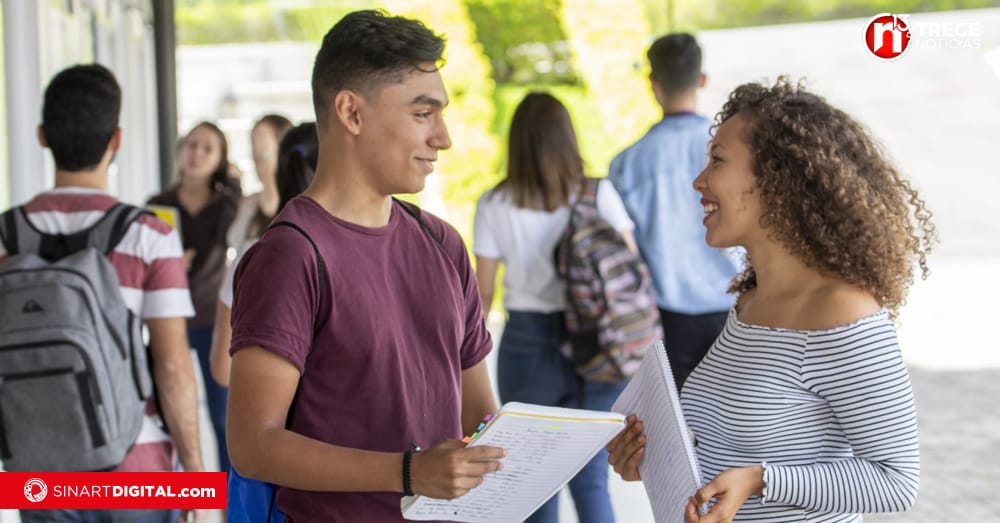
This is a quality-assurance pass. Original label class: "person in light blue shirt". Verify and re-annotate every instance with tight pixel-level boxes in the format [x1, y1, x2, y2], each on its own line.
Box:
[608, 33, 739, 388]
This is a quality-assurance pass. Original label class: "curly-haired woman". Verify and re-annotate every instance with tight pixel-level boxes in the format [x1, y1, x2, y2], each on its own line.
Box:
[608, 78, 936, 523]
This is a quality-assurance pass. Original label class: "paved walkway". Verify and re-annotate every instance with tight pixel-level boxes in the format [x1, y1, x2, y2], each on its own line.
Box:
[867, 368, 1000, 522]
[572, 366, 1000, 523]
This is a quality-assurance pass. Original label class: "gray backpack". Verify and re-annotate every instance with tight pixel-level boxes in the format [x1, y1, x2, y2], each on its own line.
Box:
[0, 203, 153, 471]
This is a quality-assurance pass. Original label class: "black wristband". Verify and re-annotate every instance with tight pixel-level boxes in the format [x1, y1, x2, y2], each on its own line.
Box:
[402, 450, 415, 496]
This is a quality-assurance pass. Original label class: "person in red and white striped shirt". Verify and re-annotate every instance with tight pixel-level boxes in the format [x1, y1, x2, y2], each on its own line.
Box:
[7, 64, 205, 523]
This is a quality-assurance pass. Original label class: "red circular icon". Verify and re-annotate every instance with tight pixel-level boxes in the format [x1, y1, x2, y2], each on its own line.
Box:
[865, 13, 912, 61]
[24, 478, 48, 503]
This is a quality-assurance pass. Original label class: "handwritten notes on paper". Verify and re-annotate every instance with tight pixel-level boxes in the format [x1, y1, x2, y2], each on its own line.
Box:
[611, 340, 703, 523]
[401, 402, 625, 523]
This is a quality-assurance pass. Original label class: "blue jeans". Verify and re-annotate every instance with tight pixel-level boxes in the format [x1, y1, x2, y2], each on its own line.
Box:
[498, 310, 624, 523]
[20, 509, 178, 523]
[189, 325, 229, 473]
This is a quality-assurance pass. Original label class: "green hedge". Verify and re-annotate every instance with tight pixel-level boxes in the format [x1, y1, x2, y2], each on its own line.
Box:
[642, 0, 1000, 33]
[177, 2, 373, 44]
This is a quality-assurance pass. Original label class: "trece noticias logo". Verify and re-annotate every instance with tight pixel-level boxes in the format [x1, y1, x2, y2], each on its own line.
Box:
[23, 478, 48, 503]
[864, 13, 911, 61]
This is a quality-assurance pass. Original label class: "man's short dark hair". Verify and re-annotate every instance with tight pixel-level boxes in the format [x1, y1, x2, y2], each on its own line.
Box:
[647, 33, 702, 96]
[311, 9, 445, 127]
[41, 64, 122, 171]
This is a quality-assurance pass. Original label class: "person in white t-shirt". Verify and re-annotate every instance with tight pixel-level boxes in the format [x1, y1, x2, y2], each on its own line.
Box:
[473, 92, 635, 523]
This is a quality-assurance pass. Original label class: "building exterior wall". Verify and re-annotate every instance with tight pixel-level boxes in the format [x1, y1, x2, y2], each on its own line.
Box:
[1, 0, 160, 207]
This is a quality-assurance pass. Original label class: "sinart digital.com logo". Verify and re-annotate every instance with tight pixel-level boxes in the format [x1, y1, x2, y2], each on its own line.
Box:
[864, 13, 911, 61]
[23, 478, 48, 503]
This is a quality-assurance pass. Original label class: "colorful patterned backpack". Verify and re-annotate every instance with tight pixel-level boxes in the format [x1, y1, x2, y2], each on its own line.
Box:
[554, 177, 662, 382]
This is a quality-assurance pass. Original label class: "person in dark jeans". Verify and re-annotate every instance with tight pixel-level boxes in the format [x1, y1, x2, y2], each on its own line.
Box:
[658, 309, 728, 387]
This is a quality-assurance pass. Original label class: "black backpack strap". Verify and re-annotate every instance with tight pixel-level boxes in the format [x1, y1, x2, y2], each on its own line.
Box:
[83, 203, 150, 256]
[262, 220, 326, 522]
[0, 208, 19, 255]
[267, 221, 328, 335]
[103, 205, 150, 255]
[2, 207, 43, 255]
[1, 203, 148, 261]
[394, 198, 444, 247]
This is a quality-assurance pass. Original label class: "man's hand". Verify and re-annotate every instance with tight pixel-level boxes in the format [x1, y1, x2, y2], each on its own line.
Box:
[410, 440, 505, 500]
[684, 466, 764, 523]
[606, 415, 645, 481]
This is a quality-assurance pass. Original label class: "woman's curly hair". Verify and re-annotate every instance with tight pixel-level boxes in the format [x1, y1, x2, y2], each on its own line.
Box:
[718, 77, 936, 316]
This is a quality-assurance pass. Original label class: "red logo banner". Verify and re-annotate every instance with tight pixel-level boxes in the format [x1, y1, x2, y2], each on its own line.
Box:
[0, 472, 227, 509]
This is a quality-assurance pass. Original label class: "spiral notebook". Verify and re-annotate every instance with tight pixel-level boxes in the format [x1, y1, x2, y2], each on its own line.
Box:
[400, 402, 625, 523]
[611, 340, 704, 523]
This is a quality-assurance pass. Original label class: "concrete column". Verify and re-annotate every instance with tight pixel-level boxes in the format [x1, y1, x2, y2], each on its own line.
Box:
[152, 0, 177, 192]
[2, 0, 46, 206]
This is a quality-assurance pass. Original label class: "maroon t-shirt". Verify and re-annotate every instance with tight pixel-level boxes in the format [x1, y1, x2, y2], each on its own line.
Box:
[231, 196, 492, 522]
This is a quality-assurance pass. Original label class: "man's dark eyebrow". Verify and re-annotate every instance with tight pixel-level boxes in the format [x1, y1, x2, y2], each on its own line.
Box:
[410, 94, 448, 108]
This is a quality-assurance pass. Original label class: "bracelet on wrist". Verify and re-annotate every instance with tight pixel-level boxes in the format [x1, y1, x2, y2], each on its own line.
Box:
[402, 450, 415, 496]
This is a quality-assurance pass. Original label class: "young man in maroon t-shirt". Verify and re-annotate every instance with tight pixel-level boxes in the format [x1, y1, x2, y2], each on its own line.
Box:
[228, 10, 504, 522]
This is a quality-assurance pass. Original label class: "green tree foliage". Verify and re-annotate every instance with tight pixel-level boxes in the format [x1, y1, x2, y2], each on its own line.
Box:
[176, 1, 372, 44]
[560, 0, 660, 169]
[465, 0, 579, 83]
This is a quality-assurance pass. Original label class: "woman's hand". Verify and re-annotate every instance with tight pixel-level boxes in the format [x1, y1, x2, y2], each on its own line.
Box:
[684, 466, 764, 523]
[606, 415, 646, 481]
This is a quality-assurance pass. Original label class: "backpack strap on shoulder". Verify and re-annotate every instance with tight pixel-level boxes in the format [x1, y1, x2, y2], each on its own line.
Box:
[1, 206, 52, 257]
[263, 221, 324, 468]
[394, 198, 444, 247]
[580, 177, 600, 209]
[89, 204, 151, 256]
[566, 177, 601, 221]
[2, 203, 148, 261]
[267, 221, 328, 335]
[0, 207, 21, 255]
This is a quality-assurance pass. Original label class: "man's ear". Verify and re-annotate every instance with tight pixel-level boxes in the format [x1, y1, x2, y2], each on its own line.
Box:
[333, 90, 364, 136]
[649, 78, 665, 107]
[698, 73, 707, 88]
[37, 125, 48, 148]
[108, 128, 122, 152]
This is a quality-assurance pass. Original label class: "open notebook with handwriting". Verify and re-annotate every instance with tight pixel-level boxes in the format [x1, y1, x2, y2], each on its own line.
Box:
[400, 402, 625, 523]
[611, 340, 703, 523]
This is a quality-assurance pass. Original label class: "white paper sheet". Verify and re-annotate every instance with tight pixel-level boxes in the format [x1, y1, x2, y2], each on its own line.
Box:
[611, 341, 703, 523]
[401, 402, 625, 523]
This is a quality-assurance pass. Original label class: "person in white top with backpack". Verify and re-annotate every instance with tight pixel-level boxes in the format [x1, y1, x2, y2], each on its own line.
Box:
[473, 92, 658, 523]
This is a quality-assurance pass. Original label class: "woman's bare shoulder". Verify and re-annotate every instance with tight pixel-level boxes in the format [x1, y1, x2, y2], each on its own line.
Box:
[798, 282, 881, 331]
